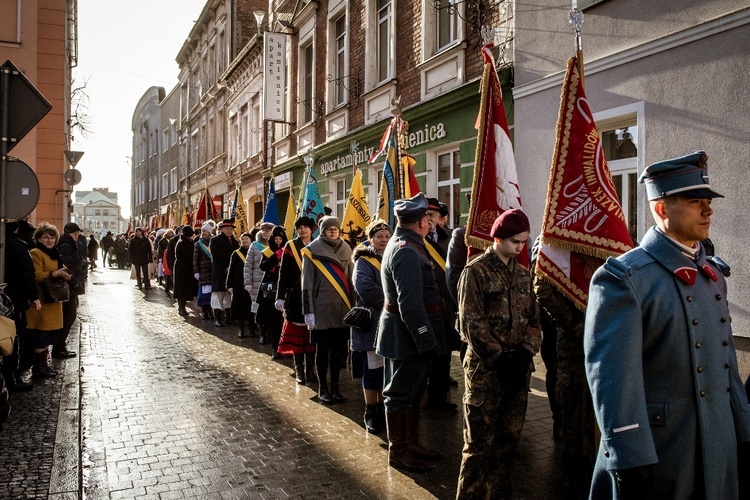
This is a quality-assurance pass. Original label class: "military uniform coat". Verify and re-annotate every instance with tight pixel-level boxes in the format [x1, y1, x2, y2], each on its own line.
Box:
[376, 226, 446, 360]
[584, 227, 750, 500]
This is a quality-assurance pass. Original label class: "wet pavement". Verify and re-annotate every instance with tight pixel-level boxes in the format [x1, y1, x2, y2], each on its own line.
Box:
[0, 266, 567, 499]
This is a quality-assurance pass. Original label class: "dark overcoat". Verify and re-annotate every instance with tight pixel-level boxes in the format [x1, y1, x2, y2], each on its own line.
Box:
[209, 232, 239, 292]
[376, 226, 446, 360]
[226, 246, 252, 320]
[585, 227, 750, 500]
[192, 236, 213, 286]
[172, 235, 198, 301]
[276, 238, 307, 323]
[351, 244, 384, 352]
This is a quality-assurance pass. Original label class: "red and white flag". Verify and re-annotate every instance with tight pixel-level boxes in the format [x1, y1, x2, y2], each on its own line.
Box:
[466, 44, 527, 266]
[535, 56, 634, 311]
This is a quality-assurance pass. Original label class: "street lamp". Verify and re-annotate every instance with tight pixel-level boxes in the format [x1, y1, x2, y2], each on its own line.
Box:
[254, 10, 265, 35]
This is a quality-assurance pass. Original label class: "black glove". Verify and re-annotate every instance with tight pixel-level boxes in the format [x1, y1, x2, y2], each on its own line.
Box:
[616, 467, 651, 500]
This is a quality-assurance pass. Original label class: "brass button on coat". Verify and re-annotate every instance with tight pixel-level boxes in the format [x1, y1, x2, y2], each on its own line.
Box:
[692, 319, 699, 325]
[700, 390, 705, 397]
[695, 342, 702, 349]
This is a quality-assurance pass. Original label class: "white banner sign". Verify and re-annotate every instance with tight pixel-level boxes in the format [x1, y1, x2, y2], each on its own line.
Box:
[263, 32, 287, 122]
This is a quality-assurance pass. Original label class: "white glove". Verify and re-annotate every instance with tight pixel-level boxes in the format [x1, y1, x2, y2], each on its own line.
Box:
[274, 299, 285, 311]
[251, 301, 259, 313]
[194, 273, 200, 280]
[304, 313, 315, 330]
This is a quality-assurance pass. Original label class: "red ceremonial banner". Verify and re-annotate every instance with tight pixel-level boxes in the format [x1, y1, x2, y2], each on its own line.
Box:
[536, 56, 633, 310]
[466, 45, 528, 267]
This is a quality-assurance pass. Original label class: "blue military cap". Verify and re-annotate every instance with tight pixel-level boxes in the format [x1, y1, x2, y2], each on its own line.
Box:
[639, 150, 723, 201]
[395, 193, 428, 224]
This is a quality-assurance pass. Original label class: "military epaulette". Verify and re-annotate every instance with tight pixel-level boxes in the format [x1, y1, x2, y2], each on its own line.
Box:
[601, 256, 632, 280]
[708, 255, 731, 277]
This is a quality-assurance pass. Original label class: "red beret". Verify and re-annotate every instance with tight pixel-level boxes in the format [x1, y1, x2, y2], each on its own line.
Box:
[490, 209, 530, 239]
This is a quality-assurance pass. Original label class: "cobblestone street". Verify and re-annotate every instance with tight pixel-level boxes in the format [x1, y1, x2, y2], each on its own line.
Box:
[0, 266, 566, 499]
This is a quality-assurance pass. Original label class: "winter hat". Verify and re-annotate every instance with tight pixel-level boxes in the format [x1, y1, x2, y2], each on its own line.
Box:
[182, 226, 195, 237]
[319, 216, 340, 232]
[259, 221, 275, 230]
[201, 220, 216, 233]
[366, 219, 391, 239]
[156, 228, 165, 238]
[490, 209, 530, 240]
[294, 216, 315, 230]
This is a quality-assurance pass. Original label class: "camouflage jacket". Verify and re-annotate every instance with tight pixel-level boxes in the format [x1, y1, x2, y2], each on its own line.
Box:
[458, 247, 541, 362]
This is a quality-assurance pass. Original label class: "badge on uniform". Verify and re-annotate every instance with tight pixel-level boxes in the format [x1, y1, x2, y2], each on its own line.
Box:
[399, 241, 407, 248]
[700, 264, 717, 282]
[673, 266, 697, 285]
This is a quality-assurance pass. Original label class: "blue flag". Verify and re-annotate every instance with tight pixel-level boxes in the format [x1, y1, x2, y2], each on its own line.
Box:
[263, 180, 280, 225]
[301, 166, 325, 237]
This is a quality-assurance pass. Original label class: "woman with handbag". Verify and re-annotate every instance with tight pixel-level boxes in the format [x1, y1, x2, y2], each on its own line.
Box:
[257, 226, 288, 358]
[350, 219, 391, 432]
[26, 222, 72, 378]
[302, 216, 354, 404]
[226, 232, 253, 337]
[276, 216, 317, 385]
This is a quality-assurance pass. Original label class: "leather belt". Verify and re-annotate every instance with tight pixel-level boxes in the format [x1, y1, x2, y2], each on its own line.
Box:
[385, 302, 443, 314]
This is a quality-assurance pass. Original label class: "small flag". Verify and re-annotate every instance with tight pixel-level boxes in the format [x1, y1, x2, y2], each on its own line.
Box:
[263, 179, 281, 225]
[341, 170, 371, 248]
[283, 188, 297, 237]
[193, 188, 213, 225]
[376, 175, 390, 227]
[401, 153, 421, 198]
[231, 187, 250, 239]
[300, 166, 326, 236]
[535, 56, 634, 311]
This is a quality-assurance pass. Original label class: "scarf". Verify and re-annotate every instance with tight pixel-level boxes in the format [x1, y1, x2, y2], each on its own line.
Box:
[35, 241, 63, 268]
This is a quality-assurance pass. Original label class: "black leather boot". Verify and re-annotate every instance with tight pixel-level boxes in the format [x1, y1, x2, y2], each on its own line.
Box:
[364, 404, 381, 433]
[386, 412, 429, 473]
[293, 353, 305, 385]
[318, 382, 333, 405]
[213, 309, 224, 327]
[32, 351, 57, 378]
[237, 320, 246, 338]
[331, 381, 346, 403]
[224, 308, 237, 325]
[201, 306, 212, 320]
[305, 352, 317, 383]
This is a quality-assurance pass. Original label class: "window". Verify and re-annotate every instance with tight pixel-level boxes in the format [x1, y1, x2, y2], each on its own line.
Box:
[0, 0, 20, 43]
[601, 124, 638, 242]
[170, 168, 177, 194]
[252, 104, 261, 157]
[436, 149, 461, 228]
[436, 0, 458, 52]
[333, 14, 347, 107]
[87, 208, 94, 216]
[376, 0, 393, 83]
[94, 209, 101, 216]
[301, 44, 314, 124]
[162, 173, 169, 197]
[163, 128, 169, 152]
[103, 209, 109, 217]
[335, 178, 347, 220]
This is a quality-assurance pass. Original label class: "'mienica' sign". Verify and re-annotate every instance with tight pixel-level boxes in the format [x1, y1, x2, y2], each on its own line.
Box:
[320, 122, 449, 176]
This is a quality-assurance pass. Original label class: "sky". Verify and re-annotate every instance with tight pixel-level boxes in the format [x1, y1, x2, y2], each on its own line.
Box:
[73, 0, 207, 218]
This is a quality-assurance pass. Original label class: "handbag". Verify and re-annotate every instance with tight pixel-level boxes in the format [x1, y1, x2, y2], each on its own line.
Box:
[41, 277, 71, 302]
[0, 316, 16, 356]
[343, 306, 373, 330]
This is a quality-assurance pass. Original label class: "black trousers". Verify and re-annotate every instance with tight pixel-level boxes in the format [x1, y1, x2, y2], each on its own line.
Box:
[312, 328, 349, 387]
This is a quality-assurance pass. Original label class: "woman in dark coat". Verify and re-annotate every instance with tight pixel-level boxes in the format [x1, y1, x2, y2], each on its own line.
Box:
[226, 232, 253, 337]
[193, 221, 215, 319]
[173, 226, 198, 317]
[351, 219, 391, 433]
[277, 216, 317, 385]
[258, 226, 288, 359]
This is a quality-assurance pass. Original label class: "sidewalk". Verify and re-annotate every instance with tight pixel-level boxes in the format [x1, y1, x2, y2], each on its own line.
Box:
[0, 266, 566, 499]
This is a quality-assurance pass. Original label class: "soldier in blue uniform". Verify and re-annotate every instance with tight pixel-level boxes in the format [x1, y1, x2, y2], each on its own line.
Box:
[376, 193, 446, 473]
[584, 151, 750, 499]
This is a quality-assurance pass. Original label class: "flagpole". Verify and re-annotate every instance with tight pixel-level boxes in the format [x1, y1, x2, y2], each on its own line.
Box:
[569, 9, 585, 89]
[391, 96, 403, 199]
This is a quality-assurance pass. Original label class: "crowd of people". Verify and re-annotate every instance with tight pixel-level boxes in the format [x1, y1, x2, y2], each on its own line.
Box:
[2, 152, 749, 499]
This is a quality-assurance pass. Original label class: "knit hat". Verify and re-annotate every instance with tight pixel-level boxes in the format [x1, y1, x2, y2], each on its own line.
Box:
[319, 216, 340, 232]
[294, 216, 315, 230]
[182, 226, 195, 237]
[201, 220, 216, 233]
[490, 209, 530, 239]
[156, 228, 165, 238]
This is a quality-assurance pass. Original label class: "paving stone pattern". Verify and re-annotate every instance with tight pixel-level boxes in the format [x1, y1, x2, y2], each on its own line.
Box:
[0, 267, 567, 499]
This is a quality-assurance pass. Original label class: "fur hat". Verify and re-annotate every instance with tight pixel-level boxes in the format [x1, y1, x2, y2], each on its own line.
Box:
[294, 216, 315, 230]
[319, 216, 340, 232]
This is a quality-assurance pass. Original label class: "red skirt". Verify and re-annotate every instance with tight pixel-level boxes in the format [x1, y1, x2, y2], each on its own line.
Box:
[278, 320, 316, 354]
